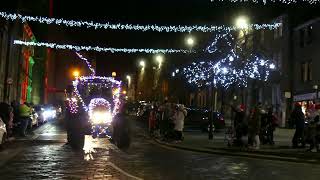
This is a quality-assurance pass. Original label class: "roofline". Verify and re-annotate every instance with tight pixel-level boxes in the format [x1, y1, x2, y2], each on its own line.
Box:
[294, 17, 320, 31]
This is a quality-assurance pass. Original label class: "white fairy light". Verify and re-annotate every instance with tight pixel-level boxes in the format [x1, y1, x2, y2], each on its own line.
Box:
[0, 11, 281, 33]
[14, 40, 193, 54]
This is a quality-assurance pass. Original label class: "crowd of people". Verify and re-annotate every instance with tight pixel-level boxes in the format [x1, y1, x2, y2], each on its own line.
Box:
[231, 102, 320, 151]
[145, 100, 187, 143]
[231, 103, 279, 149]
[0, 101, 35, 146]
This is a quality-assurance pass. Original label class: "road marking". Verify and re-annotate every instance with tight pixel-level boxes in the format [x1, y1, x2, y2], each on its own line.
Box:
[107, 162, 143, 180]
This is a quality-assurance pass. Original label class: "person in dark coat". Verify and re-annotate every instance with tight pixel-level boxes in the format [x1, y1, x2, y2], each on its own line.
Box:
[231, 104, 245, 146]
[291, 103, 306, 148]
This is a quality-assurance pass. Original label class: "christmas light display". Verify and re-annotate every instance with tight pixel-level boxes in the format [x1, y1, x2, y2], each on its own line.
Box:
[66, 97, 79, 114]
[72, 76, 122, 113]
[210, 0, 319, 5]
[75, 52, 96, 76]
[175, 32, 276, 88]
[14, 40, 193, 54]
[0, 11, 281, 33]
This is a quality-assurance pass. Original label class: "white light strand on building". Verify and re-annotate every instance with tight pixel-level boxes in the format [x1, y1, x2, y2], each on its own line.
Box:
[13, 40, 194, 54]
[210, 0, 320, 4]
[0, 11, 281, 32]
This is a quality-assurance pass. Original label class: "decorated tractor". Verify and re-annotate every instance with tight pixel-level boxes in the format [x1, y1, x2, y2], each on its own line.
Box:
[65, 76, 128, 148]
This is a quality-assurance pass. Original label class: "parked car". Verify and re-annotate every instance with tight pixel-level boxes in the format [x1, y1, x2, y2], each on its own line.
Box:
[184, 107, 225, 132]
[0, 117, 6, 145]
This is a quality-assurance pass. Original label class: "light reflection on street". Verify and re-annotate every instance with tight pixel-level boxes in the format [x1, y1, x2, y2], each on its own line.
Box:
[83, 135, 111, 161]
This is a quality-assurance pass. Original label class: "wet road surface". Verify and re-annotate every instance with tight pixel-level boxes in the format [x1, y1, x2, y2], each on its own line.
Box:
[0, 120, 319, 180]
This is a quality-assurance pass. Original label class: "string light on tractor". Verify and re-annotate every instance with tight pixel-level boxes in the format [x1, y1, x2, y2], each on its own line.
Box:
[0, 11, 281, 33]
[75, 52, 96, 76]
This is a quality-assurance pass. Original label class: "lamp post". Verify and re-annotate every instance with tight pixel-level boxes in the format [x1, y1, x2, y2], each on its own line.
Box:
[235, 16, 250, 108]
[313, 85, 318, 102]
[126, 75, 131, 87]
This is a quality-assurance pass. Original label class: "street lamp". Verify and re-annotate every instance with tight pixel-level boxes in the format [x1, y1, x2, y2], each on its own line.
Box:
[185, 36, 195, 47]
[139, 60, 145, 69]
[313, 85, 318, 101]
[112, 72, 117, 77]
[155, 54, 164, 69]
[72, 70, 80, 78]
[235, 16, 249, 29]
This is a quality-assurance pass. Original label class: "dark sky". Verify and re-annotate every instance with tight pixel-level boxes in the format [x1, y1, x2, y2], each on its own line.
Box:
[2, 0, 320, 77]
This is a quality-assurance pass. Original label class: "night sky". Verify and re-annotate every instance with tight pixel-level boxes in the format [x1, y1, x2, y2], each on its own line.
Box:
[2, 0, 319, 78]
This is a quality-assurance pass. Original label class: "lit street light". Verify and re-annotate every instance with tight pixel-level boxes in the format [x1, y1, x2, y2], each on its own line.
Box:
[139, 60, 145, 69]
[155, 54, 164, 69]
[73, 70, 80, 78]
[235, 16, 249, 29]
[185, 36, 195, 47]
[112, 72, 117, 77]
[126, 75, 131, 87]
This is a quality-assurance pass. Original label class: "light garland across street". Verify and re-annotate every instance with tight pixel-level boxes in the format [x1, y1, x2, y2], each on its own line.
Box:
[13, 40, 194, 54]
[210, 0, 320, 4]
[0, 11, 281, 33]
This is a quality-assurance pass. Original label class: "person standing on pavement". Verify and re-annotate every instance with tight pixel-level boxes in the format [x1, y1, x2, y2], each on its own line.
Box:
[248, 103, 264, 149]
[148, 105, 157, 137]
[266, 107, 278, 145]
[291, 103, 306, 148]
[231, 104, 245, 146]
[19, 102, 32, 137]
[172, 104, 187, 142]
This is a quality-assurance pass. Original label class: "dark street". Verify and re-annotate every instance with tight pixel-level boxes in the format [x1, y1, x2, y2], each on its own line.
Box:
[0, 119, 319, 180]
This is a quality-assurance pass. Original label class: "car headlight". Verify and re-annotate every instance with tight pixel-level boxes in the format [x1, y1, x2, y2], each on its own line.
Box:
[42, 109, 57, 120]
[91, 111, 112, 125]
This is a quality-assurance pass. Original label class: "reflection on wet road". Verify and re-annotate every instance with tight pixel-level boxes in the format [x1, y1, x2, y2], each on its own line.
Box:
[0, 121, 319, 180]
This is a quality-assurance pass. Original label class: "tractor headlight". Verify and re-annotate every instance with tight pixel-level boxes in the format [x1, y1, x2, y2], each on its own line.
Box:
[91, 111, 112, 125]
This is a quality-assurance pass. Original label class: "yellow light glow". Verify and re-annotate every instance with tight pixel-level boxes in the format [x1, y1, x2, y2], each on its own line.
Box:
[73, 70, 80, 77]
[122, 90, 127, 95]
[112, 72, 117, 77]
[236, 16, 249, 29]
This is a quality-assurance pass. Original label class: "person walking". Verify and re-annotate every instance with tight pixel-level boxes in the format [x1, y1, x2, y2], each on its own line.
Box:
[19, 102, 32, 137]
[291, 103, 306, 148]
[173, 104, 187, 142]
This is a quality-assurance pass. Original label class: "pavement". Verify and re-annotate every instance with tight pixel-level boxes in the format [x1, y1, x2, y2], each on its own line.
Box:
[1, 118, 320, 179]
[154, 127, 320, 164]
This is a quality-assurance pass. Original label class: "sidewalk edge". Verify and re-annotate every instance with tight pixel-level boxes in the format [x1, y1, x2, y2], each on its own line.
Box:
[153, 139, 320, 164]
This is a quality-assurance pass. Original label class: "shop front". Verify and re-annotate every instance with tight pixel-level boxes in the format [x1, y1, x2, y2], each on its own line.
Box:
[293, 92, 320, 116]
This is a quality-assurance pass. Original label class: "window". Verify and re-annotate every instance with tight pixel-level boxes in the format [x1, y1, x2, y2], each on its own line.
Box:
[301, 62, 306, 82]
[299, 29, 305, 47]
[307, 61, 312, 81]
[301, 61, 312, 82]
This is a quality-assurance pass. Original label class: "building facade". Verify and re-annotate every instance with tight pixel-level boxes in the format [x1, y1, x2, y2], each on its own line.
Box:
[292, 18, 320, 114]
